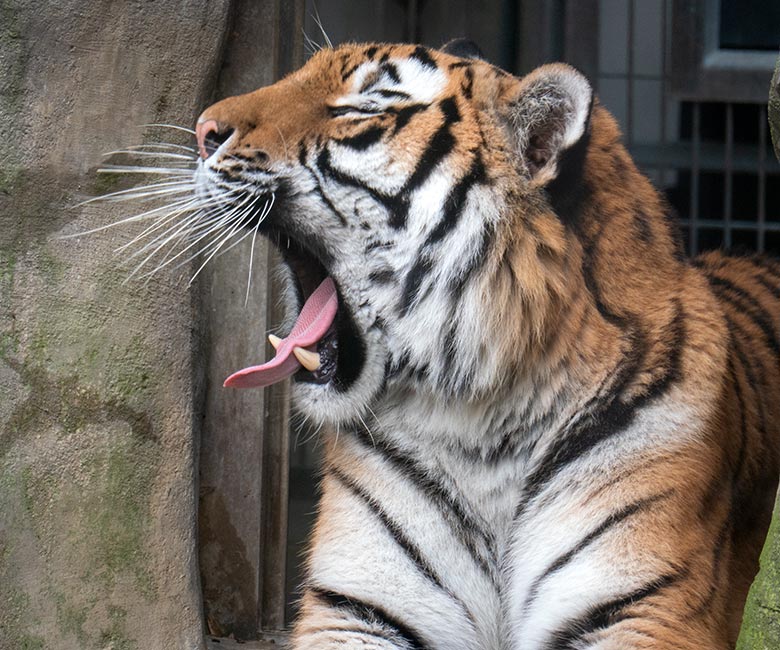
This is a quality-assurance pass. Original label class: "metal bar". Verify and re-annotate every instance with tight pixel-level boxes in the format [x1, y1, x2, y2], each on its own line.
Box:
[626, 0, 634, 148]
[758, 105, 768, 252]
[599, 72, 670, 81]
[658, 0, 668, 190]
[690, 102, 701, 254]
[407, 0, 419, 42]
[563, 0, 599, 81]
[724, 103, 733, 249]
[677, 220, 780, 232]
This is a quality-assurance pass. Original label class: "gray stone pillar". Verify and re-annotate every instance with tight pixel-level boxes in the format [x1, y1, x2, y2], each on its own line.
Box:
[0, 1, 231, 648]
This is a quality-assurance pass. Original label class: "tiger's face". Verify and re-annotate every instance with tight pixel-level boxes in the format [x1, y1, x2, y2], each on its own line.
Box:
[194, 43, 592, 425]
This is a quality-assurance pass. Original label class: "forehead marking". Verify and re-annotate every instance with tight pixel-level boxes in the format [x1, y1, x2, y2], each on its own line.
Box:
[347, 58, 448, 104]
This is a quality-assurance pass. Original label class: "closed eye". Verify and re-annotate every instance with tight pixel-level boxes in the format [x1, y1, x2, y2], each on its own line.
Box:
[329, 104, 384, 118]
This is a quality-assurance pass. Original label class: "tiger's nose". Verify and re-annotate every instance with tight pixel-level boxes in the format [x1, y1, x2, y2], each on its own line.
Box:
[196, 119, 235, 159]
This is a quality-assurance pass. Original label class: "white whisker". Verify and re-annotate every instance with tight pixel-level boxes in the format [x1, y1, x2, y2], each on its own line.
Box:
[127, 194, 245, 261]
[62, 196, 201, 239]
[356, 412, 375, 446]
[118, 199, 208, 255]
[104, 149, 197, 161]
[140, 192, 257, 280]
[311, 6, 333, 49]
[97, 165, 195, 175]
[244, 193, 275, 306]
[121, 142, 198, 154]
[141, 123, 197, 135]
[72, 180, 195, 208]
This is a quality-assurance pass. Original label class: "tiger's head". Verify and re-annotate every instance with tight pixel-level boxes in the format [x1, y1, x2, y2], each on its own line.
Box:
[193, 42, 682, 425]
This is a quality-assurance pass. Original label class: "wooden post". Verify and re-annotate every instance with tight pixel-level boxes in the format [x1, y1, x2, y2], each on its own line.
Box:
[198, 0, 304, 640]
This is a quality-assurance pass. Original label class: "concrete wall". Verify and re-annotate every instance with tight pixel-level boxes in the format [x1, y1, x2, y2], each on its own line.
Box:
[0, 1, 231, 648]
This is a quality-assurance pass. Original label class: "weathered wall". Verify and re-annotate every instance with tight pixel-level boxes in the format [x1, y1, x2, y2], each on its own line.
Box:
[0, 1, 231, 648]
[736, 54, 780, 650]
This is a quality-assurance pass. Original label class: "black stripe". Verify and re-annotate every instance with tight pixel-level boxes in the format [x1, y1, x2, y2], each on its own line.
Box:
[438, 96, 461, 123]
[391, 103, 428, 134]
[522, 490, 674, 618]
[729, 318, 770, 453]
[377, 89, 411, 100]
[381, 62, 401, 84]
[350, 428, 498, 585]
[410, 45, 437, 69]
[754, 270, 780, 299]
[462, 66, 475, 99]
[388, 99, 460, 229]
[399, 256, 433, 316]
[341, 62, 361, 82]
[308, 626, 399, 644]
[580, 240, 630, 329]
[439, 315, 458, 380]
[310, 587, 429, 650]
[316, 147, 395, 212]
[705, 274, 780, 357]
[424, 153, 487, 246]
[365, 239, 393, 252]
[330, 467, 446, 590]
[633, 208, 654, 244]
[545, 571, 683, 649]
[368, 268, 395, 284]
[301, 159, 349, 226]
[328, 466, 477, 626]
[447, 223, 493, 302]
[517, 300, 684, 517]
[364, 46, 379, 59]
[334, 125, 387, 150]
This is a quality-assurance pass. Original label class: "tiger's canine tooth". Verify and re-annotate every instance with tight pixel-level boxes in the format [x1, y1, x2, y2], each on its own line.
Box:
[268, 334, 282, 349]
[293, 347, 321, 372]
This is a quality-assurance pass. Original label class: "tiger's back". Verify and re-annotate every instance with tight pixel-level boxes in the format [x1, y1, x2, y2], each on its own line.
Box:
[693, 251, 780, 635]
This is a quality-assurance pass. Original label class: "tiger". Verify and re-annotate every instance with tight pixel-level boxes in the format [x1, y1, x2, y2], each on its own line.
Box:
[186, 40, 780, 649]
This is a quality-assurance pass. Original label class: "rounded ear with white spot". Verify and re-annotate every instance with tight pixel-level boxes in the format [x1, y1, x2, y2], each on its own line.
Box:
[440, 38, 484, 60]
[504, 64, 593, 185]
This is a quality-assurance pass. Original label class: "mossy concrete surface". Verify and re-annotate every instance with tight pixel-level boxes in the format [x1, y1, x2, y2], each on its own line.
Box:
[0, 1, 231, 648]
[737, 489, 780, 649]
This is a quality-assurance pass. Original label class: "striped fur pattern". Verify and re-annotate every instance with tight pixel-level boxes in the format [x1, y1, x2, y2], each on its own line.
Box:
[194, 43, 780, 649]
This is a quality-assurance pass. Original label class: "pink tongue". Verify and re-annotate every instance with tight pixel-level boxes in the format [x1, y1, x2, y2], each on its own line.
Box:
[223, 277, 338, 389]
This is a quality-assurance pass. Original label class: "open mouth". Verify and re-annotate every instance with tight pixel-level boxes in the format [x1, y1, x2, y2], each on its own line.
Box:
[223, 230, 366, 391]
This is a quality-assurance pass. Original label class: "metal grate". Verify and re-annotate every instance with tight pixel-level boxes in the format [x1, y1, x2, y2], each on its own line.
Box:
[597, 0, 779, 257]
[667, 101, 780, 255]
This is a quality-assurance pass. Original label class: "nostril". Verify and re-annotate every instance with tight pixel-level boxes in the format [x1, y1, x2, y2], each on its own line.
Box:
[196, 119, 235, 159]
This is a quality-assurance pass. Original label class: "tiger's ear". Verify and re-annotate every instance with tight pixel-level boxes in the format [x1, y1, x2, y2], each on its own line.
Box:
[440, 38, 484, 60]
[504, 64, 593, 185]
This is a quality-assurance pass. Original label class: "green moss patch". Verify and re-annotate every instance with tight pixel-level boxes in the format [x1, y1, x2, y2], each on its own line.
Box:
[738, 492, 780, 649]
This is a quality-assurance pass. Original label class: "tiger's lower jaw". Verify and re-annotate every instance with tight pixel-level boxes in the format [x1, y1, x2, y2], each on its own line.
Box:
[270, 235, 389, 424]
